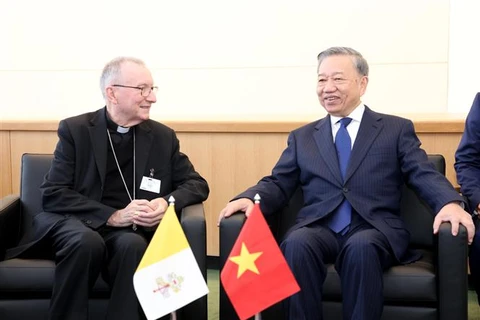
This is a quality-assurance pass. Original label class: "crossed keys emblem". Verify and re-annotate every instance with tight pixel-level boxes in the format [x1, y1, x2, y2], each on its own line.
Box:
[153, 272, 184, 298]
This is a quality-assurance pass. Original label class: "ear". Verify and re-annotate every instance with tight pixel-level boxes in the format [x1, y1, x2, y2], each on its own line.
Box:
[106, 87, 118, 104]
[359, 76, 369, 95]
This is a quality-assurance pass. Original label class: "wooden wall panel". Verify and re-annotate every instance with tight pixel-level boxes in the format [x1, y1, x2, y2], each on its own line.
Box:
[9, 131, 58, 193]
[177, 132, 287, 255]
[416, 133, 462, 186]
[0, 131, 12, 197]
[0, 118, 466, 256]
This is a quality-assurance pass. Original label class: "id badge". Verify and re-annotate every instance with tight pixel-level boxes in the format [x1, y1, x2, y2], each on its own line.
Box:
[140, 176, 161, 193]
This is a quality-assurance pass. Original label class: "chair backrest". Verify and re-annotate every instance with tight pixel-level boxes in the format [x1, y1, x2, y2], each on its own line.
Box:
[400, 154, 445, 248]
[19, 153, 54, 235]
[271, 154, 445, 249]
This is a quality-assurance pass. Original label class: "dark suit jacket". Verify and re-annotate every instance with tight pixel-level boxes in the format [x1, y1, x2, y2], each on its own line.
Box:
[455, 92, 480, 213]
[7, 107, 209, 258]
[237, 107, 462, 263]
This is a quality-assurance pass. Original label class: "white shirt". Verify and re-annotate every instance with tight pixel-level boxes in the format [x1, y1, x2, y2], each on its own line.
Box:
[330, 103, 365, 149]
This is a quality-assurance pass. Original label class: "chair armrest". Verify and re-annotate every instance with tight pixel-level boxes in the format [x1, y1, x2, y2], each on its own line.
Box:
[437, 221, 468, 320]
[219, 212, 246, 268]
[180, 203, 207, 320]
[0, 194, 21, 260]
[219, 212, 247, 320]
[180, 203, 206, 276]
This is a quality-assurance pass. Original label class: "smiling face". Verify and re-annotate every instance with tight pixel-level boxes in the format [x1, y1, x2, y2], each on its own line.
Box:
[105, 61, 157, 127]
[316, 55, 368, 117]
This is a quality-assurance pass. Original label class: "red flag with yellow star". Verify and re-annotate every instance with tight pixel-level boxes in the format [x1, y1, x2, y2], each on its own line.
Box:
[220, 197, 300, 319]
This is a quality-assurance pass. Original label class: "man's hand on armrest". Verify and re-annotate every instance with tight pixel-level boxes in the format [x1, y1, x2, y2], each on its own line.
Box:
[217, 198, 255, 226]
[433, 202, 475, 244]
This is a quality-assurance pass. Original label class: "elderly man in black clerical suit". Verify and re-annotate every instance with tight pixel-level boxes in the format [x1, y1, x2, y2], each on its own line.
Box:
[5, 57, 209, 320]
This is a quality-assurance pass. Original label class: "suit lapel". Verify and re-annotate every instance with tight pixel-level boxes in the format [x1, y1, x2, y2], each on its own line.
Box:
[314, 116, 343, 185]
[344, 107, 383, 182]
[134, 121, 153, 196]
[88, 109, 108, 187]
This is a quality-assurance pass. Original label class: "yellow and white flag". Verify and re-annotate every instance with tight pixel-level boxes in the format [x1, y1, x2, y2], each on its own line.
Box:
[133, 197, 209, 320]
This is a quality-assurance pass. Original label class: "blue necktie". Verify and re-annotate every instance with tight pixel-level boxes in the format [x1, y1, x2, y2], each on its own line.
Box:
[328, 117, 352, 234]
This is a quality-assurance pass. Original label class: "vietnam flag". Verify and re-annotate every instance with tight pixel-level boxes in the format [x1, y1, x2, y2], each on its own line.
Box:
[133, 197, 209, 320]
[220, 195, 300, 319]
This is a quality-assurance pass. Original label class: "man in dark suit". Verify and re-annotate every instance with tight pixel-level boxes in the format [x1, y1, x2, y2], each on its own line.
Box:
[219, 47, 474, 320]
[6, 57, 209, 320]
[455, 92, 480, 304]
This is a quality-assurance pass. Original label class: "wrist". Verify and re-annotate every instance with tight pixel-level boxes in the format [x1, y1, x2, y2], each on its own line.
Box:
[107, 211, 119, 226]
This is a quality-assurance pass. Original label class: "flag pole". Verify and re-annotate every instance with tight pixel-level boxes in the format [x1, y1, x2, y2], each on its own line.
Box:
[254, 193, 262, 320]
[169, 196, 177, 320]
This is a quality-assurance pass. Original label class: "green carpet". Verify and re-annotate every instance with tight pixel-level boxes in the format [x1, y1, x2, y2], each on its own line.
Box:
[208, 269, 480, 320]
[207, 269, 220, 320]
[469, 290, 480, 320]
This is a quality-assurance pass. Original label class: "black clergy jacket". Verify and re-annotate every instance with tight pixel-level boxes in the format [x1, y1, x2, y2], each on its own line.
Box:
[6, 107, 209, 259]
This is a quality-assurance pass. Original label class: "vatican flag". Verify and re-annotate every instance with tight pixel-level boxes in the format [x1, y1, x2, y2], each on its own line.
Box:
[133, 197, 209, 320]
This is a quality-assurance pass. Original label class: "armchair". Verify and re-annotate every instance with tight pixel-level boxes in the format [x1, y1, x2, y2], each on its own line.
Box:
[0, 153, 207, 320]
[219, 154, 468, 320]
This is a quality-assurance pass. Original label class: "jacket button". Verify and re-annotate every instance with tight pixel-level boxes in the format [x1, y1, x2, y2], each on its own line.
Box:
[86, 220, 92, 225]
[343, 187, 349, 193]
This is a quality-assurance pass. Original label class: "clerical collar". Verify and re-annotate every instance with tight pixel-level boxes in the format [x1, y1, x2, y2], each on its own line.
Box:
[105, 110, 131, 134]
[117, 126, 130, 133]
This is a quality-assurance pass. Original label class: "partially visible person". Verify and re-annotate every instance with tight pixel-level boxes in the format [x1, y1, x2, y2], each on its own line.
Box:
[5, 57, 209, 320]
[219, 47, 474, 320]
[455, 92, 480, 304]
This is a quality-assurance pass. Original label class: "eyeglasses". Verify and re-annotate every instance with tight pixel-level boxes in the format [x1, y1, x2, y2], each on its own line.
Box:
[112, 84, 158, 97]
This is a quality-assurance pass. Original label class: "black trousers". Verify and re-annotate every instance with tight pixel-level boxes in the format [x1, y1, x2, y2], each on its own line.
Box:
[22, 218, 150, 320]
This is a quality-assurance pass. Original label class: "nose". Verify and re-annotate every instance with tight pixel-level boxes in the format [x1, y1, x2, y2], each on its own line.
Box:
[146, 90, 157, 103]
[322, 78, 337, 93]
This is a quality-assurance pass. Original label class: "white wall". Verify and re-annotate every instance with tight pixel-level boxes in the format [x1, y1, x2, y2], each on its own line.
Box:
[448, 0, 480, 113]
[0, 0, 477, 121]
